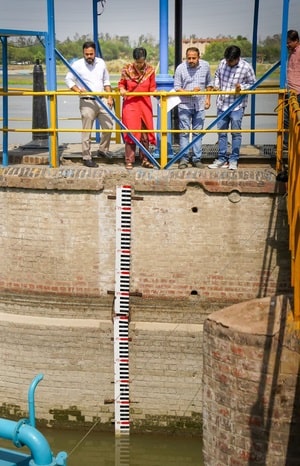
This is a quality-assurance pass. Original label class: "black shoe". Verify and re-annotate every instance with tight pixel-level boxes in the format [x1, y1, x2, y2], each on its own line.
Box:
[97, 150, 114, 163]
[83, 159, 98, 168]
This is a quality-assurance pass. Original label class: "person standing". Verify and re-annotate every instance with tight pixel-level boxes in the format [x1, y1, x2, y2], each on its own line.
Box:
[65, 41, 114, 168]
[174, 47, 213, 169]
[284, 30, 300, 148]
[118, 47, 156, 170]
[208, 45, 256, 170]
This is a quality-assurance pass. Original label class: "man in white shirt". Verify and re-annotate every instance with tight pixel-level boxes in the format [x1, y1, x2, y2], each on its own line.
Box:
[65, 41, 114, 167]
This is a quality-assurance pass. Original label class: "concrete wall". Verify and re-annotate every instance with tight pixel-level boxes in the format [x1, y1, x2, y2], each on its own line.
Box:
[0, 165, 291, 432]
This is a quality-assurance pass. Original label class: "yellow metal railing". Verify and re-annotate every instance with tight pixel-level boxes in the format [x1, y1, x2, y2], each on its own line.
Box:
[0, 87, 287, 168]
[286, 92, 300, 321]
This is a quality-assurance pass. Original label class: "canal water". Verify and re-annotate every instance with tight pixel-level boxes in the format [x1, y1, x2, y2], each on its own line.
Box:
[1, 428, 203, 465]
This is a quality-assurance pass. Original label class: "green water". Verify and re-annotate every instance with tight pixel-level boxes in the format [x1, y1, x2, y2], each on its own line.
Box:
[0, 428, 203, 465]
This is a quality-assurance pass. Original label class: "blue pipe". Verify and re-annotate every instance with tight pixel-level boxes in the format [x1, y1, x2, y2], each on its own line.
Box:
[28, 374, 44, 428]
[0, 373, 68, 465]
[0, 418, 54, 466]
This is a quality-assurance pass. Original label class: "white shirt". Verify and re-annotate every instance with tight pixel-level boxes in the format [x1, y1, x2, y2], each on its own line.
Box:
[65, 57, 111, 92]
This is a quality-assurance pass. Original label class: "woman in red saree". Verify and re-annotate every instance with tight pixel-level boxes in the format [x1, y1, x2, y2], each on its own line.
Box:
[118, 47, 156, 169]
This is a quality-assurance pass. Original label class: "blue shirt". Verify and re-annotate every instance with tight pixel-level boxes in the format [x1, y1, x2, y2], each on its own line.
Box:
[214, 58, 256, 111]
[174, 60, 213, 110]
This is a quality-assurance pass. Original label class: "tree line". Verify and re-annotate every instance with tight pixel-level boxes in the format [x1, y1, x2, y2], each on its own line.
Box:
[1, 33, 282, 69]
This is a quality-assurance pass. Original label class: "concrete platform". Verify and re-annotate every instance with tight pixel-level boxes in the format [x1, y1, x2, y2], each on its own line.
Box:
[0, 143, 282, 169]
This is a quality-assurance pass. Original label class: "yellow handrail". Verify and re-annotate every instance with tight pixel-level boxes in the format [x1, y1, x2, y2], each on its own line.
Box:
[0, 87, 287, 169]
[287, 92, 300, 321]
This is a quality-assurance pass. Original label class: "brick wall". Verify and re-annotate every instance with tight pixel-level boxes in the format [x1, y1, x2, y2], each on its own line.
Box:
[203, 295, 300, 465]
[0, 294, 205, 433]
[0, 165, 292, 433]
[0, 166, 291, 302]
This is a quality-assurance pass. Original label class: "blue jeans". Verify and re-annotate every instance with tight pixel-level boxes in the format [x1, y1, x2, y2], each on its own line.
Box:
[217, 108, 244, 163]
[178, 107, 205, 162]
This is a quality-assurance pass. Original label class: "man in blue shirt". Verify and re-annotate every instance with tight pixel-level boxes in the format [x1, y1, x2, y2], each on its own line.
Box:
[174, 47, 213, 169]
[208, 45, 256, 170]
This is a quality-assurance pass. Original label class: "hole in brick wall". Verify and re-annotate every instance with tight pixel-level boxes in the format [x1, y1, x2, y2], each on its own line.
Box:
[191, 206, 198, 213]
[190, 290, 198, 295]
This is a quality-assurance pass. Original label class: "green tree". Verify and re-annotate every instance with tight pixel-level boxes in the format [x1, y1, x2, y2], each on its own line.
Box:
[202, 37, 253, 62]
[259, 34, 281, 63]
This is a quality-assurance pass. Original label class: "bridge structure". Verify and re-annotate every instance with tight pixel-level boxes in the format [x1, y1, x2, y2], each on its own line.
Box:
[0, 1, 300, 465]
[0, 0, 291, 165]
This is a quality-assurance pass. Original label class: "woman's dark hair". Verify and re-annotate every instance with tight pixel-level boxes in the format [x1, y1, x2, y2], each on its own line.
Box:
[224, 45, 241, 61]
[133, 47, 147, 60]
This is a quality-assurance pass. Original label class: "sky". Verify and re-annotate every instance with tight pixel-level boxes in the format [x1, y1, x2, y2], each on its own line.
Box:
[0, 0, 299, 44]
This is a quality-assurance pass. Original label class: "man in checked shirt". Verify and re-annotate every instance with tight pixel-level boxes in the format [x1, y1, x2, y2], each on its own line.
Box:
[174, 47, 213, 169]
[208, 45, 256, 170]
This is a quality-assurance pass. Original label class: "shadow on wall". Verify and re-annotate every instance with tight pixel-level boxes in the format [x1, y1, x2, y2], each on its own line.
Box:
[257, 181, 291, 298]
[248, 294, 298, 465]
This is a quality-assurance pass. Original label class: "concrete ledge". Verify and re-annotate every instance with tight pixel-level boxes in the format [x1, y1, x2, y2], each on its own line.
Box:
[205, 295, 290, 336]
[0, 164, 282, 194]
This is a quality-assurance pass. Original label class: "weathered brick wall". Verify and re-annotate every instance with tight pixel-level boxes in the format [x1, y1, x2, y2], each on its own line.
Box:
[0, 165, 291, 433]
[0, 294, 205, 433]
[0, 166, 291, 301]
[203, 295, 300, 465]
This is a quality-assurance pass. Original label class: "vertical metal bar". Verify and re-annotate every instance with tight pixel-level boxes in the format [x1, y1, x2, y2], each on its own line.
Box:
[174, 0, 182, 69]
[160, 94, 168, 167]
[250, 0, 259, 145]
[172, 0, 182, 146]
[93, 0, 101, 142]
[279, 0, 290, 88]
[155, 0, 174, 158]
[159, 0, 169, 75]
[114, 95, 122, 144]
[49, 93, 58, 168]
[276, 91, 285, 171]
[46, 0, 58, 167]
[93, 0, 101, 57]
[1, 36, 9, 166]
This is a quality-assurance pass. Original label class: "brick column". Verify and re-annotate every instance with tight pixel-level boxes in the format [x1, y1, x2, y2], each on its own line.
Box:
[203, 294, 300, 466]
